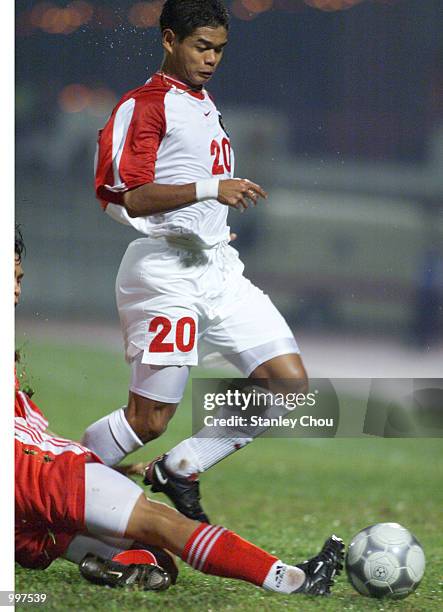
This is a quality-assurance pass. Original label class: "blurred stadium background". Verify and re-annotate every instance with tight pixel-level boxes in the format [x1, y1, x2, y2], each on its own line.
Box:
[15, 0, 443, 374]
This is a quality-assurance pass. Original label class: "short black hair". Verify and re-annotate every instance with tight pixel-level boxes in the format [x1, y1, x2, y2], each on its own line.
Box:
[160, 0, 229, 41]
[15, 224, 25, 261]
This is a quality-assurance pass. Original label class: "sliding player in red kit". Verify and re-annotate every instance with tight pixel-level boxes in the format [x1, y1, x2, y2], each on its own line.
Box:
[87, 0, 310, 525]
[14, 226, 344, 594]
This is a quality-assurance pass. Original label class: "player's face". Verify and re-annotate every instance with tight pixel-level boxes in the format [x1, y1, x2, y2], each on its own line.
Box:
[163, 26, 228, 88]
[15, 256, 24, 307]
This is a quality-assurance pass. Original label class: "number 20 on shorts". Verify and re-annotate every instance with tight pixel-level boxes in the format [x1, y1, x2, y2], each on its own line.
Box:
[148, 316, 196, 353]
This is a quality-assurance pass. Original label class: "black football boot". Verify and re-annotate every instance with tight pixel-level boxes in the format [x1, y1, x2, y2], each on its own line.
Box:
[294, 534, 345, 596]
[144, 455, 210, 523]
[79, 554, 171, 591]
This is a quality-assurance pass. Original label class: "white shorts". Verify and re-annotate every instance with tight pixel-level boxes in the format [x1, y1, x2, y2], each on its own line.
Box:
[84, 463, 143, 538]
[117, 237, 299, 400]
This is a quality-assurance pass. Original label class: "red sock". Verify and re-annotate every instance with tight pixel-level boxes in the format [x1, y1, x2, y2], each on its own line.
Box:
[181, 524, 278, 586]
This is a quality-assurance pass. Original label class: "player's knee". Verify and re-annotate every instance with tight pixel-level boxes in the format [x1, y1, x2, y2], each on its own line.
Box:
[142, 414, 170, 441]
[125, 394, 177, 443]
[128, 409, 172, 442]
[250, 355, 309, 394]
[268, 376, 309, 397]
[282, 372, 309, 395]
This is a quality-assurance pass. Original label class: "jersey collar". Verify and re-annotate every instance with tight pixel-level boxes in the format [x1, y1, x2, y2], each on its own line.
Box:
[153, 72, 206, 100]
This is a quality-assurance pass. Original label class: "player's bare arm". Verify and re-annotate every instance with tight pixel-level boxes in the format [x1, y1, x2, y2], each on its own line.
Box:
[123, 178, 267, 217]
[123, 182, 196, 217]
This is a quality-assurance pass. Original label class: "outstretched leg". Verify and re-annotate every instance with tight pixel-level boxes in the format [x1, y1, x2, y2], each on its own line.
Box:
[82, 463, 343, 595]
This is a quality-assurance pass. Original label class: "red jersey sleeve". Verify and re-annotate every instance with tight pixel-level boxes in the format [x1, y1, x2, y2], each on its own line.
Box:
[15, 388, 49, 432]
[95, 86, 167, 207]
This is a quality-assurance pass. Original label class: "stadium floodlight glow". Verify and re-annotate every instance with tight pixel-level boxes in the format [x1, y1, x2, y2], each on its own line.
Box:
[304, 0, 365, 10]
[68, 1, 94, 25]
[29, 2, 54, 29]
[231, 0, 259, 20]
[89, 88, 118, 118]
[40, 8, 69, 34]
[58, 84, 92, 114]
[274, 0, 304, 11]
[242, 0, 274, 14]
[128, 1, 163, 29]
[29, 1, 93, 35]
[57, 84, 117, 117]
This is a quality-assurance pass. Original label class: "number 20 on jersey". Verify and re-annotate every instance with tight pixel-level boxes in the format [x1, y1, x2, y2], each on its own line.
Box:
[211, 137, 231, 175]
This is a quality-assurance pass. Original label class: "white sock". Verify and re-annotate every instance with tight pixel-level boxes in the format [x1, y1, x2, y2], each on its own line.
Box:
[262, 560, 306, 593]
[164, 436, 253, 478]
[81, 407, 143, 466]
[164, 384, 293, 478]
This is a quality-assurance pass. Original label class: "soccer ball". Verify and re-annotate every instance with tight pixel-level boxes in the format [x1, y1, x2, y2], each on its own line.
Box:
[345, 523, 425, 599]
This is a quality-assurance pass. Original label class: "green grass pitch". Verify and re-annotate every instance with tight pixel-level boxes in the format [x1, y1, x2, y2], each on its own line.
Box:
[15, 340, 443, 611]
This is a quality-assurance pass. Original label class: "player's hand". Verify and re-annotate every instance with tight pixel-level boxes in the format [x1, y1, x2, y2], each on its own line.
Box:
[218, 178, 267, 212]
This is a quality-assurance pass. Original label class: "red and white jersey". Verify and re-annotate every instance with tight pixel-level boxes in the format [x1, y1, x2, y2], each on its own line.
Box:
[15, 374, 102, 568]
[15, 373, 49, 432]
[15, 374, 102, 527]
[95, 72, 234, 247]
[14, 378, 98, 462]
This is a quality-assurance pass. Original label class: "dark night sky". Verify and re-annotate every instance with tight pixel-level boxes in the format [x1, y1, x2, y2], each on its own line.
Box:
[16, 0, 443, 161]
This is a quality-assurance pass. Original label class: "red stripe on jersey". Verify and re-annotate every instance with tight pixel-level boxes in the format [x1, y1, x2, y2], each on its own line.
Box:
[24, 409, 46, 432]
[15, 387, 49, 429]
[15, 423, 91, 458]
[17, 391, 49, 431]
[15, 421, 42, 445]
[95, 77, 168, 207]
[95, 123, 116, 209]
[45, 437, 90, 453]
[15, 419, 43, 440]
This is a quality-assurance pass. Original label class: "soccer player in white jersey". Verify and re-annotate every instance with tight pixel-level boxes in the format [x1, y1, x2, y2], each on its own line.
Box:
[85, 0, 308, 521]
